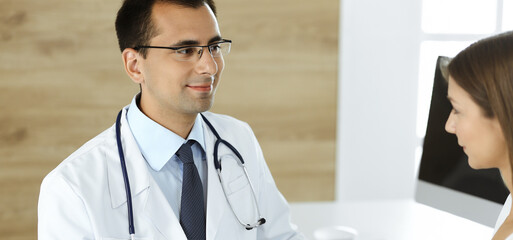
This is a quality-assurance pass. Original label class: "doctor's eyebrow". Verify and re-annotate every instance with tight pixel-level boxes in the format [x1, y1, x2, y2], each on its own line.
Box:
[208, 36, 223, 43]
[170, 36, 223, 47]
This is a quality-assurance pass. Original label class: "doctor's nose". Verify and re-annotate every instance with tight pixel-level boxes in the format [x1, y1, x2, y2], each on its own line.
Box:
[445, 112, 456, 134]
[195, 48, 219, 76]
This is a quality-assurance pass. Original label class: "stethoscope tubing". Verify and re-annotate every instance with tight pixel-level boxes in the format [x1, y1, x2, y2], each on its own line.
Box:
[200, 115, 265, 228]
[115, 110, 136, 238]
[200, 114, 245, 169]
[116, 109, 265, 238]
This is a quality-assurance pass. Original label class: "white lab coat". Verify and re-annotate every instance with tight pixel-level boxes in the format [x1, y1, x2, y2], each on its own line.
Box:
[38, 107, 305, 240]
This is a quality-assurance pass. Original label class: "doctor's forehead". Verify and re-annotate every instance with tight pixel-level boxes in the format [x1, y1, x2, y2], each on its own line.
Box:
[150, 3, 220, 42]
[150, 2, 218, 25]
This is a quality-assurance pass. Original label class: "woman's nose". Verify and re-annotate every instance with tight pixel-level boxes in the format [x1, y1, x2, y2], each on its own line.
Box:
[445, 112, 456, 134]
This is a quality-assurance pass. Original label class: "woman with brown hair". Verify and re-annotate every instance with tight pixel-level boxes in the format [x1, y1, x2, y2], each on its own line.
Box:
[444, 31, 513, 239]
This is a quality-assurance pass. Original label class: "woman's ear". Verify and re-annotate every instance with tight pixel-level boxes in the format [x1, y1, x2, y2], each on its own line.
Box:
[122, 48, 144, 84]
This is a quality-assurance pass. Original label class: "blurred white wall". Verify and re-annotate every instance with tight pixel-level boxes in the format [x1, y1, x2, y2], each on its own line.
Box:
[336, 0, 423, 200]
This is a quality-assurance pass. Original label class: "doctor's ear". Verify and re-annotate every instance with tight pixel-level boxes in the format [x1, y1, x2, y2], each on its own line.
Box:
[122, 48, 144, 84]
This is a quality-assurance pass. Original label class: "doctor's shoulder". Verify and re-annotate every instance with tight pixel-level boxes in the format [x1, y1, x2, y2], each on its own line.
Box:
[201, 111, 265, 167]
[201, 111, 254, 137]
[38, 124, 121, 239]
[41, 124, 117, 192]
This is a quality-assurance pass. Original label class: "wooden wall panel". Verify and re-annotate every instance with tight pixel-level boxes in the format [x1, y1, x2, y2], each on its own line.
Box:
[0, 0, 338, 238]
[214, 0, 338, 201]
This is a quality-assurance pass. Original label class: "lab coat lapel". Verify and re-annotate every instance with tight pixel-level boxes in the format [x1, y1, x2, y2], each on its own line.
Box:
[202, 114, 228, 240]
[107, 107, 150, 209]
[144, 176, 187, 240]
[108, 107, 186, 240]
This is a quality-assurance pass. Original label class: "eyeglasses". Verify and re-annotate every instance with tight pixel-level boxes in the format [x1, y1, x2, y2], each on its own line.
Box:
[134, 39, 232, 62]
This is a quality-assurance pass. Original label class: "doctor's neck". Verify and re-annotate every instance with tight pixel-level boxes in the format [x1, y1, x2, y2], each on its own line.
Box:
[137, 97, 196, 139]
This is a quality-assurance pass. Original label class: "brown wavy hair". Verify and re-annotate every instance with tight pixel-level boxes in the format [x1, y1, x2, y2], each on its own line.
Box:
[448, 31, 513, 172]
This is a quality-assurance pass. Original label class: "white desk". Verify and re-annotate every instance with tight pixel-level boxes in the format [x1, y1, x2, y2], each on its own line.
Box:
[290, 199, 493, 240]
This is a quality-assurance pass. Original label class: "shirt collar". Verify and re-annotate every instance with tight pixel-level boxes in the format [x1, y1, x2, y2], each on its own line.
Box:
[126, 94, 206, 171]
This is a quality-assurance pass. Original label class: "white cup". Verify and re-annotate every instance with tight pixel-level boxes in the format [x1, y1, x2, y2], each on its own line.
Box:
[313, 225, 358, 240]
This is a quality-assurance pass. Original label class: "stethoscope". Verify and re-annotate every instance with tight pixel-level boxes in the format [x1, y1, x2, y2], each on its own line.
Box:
[115, 110, 266, 239]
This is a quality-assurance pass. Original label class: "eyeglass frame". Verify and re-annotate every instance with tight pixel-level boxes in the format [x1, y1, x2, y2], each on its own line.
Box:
[133, 39, 232, 61]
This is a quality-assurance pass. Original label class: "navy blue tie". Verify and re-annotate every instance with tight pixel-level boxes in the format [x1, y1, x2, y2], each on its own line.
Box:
[177, 140, 206, 240]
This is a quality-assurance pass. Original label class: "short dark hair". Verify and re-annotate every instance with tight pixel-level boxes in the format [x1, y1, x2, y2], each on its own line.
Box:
[115, 0, 217, 58]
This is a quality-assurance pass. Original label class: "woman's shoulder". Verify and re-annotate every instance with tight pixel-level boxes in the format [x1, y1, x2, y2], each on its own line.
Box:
[497, 222, 513, 240]
[495, 194, 512, 232]
[494, 194, 513, 239]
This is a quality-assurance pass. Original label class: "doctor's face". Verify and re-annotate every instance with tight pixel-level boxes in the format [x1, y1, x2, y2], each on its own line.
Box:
[136, 2, 224, 119]
[445, 77, 508, 169]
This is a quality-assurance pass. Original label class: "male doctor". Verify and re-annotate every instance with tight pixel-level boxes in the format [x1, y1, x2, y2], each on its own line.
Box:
[38, 0, 305, 239]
